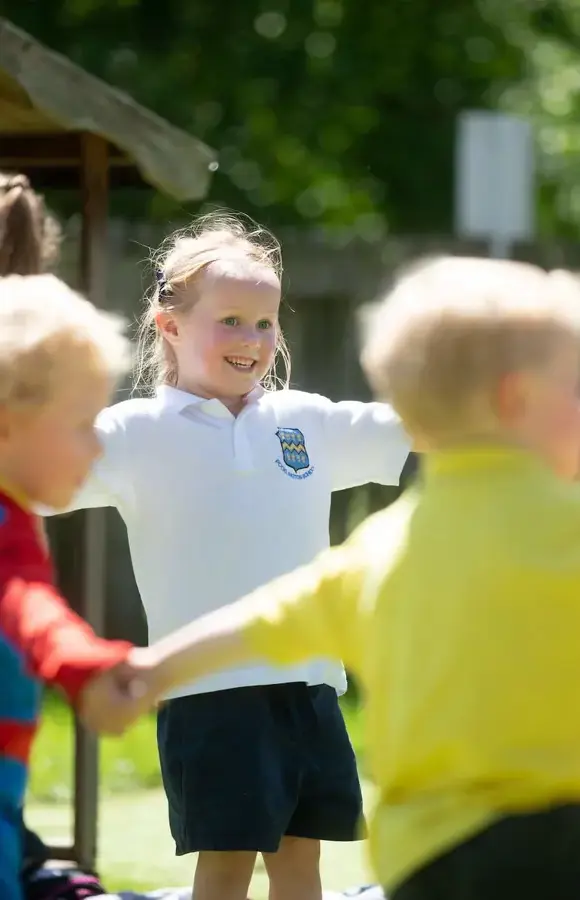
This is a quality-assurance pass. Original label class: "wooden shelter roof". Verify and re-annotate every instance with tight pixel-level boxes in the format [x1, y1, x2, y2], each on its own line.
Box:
[0, 17, 217, 200]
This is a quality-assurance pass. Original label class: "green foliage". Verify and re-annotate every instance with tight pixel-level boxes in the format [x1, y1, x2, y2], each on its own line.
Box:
[5, 0, 580, 236]
[489, 0, 580, 237]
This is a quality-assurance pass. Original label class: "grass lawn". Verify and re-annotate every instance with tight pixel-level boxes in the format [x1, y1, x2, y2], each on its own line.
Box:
[26, 693, 373, 897]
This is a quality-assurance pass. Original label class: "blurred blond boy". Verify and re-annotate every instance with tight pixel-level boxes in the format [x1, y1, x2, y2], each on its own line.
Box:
[0, 275, 154, 900]
[139, 257, 580, 900]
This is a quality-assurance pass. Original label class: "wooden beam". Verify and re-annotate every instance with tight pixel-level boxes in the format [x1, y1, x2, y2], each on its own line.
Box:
[0, 132, 129, 165]
[0, 133, 142, 192]
[80, 132, 108, 304]
[73, 131, 109, 873]
[0, 166, 149, 192]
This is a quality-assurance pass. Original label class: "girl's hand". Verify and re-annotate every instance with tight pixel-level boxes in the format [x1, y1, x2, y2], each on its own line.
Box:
[77, 657, 156, 735]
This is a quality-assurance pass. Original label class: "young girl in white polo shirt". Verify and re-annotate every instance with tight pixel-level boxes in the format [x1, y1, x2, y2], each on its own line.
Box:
[52, 213, 410, 900]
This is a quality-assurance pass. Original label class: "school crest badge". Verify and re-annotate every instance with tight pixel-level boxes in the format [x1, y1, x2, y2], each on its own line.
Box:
[276, 427, 310, 473]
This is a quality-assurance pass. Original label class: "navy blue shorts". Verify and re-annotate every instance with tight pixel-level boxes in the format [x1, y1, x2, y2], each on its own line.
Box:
[157, 682, 363, 854]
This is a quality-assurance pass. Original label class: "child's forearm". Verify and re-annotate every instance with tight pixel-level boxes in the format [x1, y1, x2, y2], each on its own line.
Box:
[137, 599, 260, 696]
[0, 578, 131, 702]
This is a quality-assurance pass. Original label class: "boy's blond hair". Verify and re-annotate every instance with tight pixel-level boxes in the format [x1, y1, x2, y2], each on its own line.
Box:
[361, 256, 580, 441]
[0, 274, 130, 407]
[134, 210, 291, 395]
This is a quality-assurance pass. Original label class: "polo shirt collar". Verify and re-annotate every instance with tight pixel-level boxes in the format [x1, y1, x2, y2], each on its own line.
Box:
[155, 383, 265, 416]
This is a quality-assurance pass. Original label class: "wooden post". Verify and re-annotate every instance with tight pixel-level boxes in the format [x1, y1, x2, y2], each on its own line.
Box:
[73, 132, 109, 871]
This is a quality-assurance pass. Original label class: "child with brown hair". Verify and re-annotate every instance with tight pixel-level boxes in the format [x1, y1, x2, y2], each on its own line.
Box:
[135, 256, 580, 900]
[0, 173, 60, 277]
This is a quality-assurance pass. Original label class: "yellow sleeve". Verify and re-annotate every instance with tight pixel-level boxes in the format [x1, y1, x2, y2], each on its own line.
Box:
[242, 540, 366, 674]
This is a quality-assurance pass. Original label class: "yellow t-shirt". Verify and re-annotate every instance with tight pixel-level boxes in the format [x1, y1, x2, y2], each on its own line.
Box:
[243, 447, 580, 890]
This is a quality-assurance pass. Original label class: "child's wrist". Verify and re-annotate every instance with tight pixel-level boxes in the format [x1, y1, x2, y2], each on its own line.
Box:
[126, 646, 171, 699]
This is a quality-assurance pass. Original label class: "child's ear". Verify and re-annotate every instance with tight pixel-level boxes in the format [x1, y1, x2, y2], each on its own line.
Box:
[495, 371, 530, 424]
[154, 310, 180, 345]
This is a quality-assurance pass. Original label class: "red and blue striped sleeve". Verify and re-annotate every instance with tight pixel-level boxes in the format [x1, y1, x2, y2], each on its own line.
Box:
[0, 496, 132, 704]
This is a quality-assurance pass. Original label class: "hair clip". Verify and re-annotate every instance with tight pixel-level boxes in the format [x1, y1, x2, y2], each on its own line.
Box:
[155, 268, 170, 298]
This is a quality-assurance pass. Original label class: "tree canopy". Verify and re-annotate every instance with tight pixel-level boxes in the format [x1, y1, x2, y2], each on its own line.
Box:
[5, 0, 579, 237]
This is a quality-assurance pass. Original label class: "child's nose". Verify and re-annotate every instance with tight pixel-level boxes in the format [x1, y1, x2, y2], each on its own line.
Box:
[240, 325, 261, 346]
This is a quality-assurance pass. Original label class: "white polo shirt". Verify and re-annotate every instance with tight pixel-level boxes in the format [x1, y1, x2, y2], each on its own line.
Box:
[59, 385, 410, 698]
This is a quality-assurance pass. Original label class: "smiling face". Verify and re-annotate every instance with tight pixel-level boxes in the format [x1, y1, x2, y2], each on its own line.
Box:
[155, 262, 282, 413]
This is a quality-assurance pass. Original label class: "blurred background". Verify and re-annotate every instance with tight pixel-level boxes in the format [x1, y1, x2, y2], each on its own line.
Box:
[5, 0, 580, 237]
[3, 1, 580, 893]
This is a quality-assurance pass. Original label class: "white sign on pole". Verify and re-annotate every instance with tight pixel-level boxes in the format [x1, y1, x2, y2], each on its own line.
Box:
[455, 111, 535, 258]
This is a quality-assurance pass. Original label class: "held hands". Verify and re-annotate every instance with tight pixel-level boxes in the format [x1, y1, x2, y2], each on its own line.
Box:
[77, 648, 160, 735]
[77, 607, 251, 736]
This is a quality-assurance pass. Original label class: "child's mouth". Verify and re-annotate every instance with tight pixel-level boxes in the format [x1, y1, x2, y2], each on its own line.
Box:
[225, 356, 256, 371]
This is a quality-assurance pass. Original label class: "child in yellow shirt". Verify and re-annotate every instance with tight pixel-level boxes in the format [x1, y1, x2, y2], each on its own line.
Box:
[135, 257, 580, 899]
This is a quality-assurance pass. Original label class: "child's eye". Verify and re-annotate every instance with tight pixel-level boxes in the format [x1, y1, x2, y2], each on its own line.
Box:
[222, 316, 238, 327]
[257, 320, 273, 330]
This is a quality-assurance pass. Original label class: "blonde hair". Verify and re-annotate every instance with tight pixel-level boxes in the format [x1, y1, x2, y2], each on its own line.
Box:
[135, 211, 291, 394]
[0, 173, 61, 276]
[361, 256, 580, 441]
[0, 275, 130, 407]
